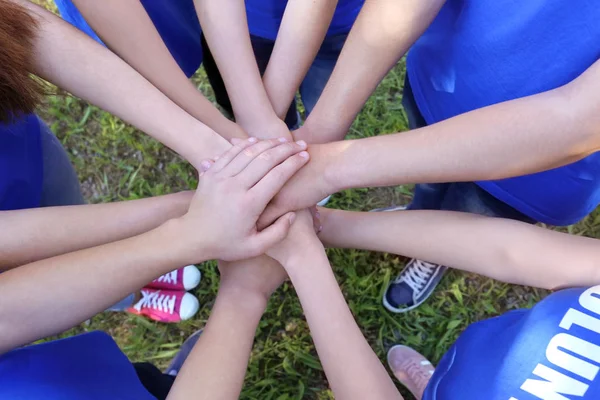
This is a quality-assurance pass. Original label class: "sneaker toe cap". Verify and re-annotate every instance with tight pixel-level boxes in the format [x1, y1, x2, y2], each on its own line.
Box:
[179, 293, 199, 321]
[182, 265, 201, 290]
[385, 283, 415, 311]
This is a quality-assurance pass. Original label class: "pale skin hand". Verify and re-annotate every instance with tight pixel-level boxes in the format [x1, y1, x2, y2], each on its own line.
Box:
[167, 256, 287, 400]
[262, 0, 338, 119]
[318, 207, 600, 291]
[296, 0, 446, 144]
[0, 139, 307, 354]
[261, 58, 600, 225]
[70, 0, 246, 140]
[14, 0, 230, 167]
[193, 0, 289, 139]
[268, 211, 403, 400]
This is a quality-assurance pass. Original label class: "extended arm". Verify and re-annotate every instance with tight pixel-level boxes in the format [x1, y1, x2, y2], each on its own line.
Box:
[297, 0, 445, 143]
[0, 192, 192, 271]
[16, 0, 230, 166]
[262, 0, 337, 119]
[268, 214, 402, 400]
[69, 0, 246, 140]
[319, 208, 600, 290]
[192, 0, 289, 138]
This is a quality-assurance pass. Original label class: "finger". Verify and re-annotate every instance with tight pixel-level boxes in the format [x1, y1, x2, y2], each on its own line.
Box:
[247, 212, 296, 255]
[209, 137, 257, 173]
[257, 203, 283, 231]
[237, 140, 308, 188]
[198, 159, 215, 174]
[221, 138, 286, 177]
[249, 151, 310, 209]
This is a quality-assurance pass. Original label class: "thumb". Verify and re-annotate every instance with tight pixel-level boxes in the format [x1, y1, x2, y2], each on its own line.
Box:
[257, 203, 285, 231]
[251, 212, 296, 254]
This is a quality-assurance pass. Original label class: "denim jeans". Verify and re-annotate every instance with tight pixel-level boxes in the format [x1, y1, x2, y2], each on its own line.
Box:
[201, 33, 347, 129]
[402, 77, 535, 223]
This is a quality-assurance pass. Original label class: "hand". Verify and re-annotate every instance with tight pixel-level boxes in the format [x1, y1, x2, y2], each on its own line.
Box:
[176, 137, 309, 262]
[258, 143, 335, 229]
[267, 209, 323, 266]
[218, 255, 288, 303]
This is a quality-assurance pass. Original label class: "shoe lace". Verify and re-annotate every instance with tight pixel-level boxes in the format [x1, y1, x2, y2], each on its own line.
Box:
[154, 270, 178, 285]
[402, 359, 434, 394]
[396, 260, 438, 293]
[135, 290, 176, 314]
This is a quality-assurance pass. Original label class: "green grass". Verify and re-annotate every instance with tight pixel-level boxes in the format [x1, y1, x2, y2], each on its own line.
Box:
[33, 2, 600, 398]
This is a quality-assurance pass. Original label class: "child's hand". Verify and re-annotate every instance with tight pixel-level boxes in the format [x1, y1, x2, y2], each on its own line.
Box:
[176, 137, 309, 263]
[267, 209, 323, 266]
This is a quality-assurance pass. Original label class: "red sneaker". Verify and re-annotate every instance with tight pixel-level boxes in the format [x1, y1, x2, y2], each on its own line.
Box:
[127, 289, 199, 323]
[147, 265, 201, 291]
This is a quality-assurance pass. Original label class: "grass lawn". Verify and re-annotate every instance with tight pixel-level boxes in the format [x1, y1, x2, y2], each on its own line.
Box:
[33, 1, 600, 399]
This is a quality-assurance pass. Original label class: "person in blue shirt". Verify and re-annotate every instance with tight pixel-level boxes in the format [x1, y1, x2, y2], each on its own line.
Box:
[54, 0, 364, 136]
[256, 0, 600, 314]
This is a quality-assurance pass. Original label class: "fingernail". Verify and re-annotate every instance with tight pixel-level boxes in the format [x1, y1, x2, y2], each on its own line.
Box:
[298, 151, 309, 159]
[318, 225, 323, 233]
[214, 155, 220, 161]
[288, 213, 296, 225]
[296, 140, 307, 148]
[278, 137, 288, 143]
[248, 137, 258, 143]
[315, 211, 321, 219]
[230, 138, 242, 145]
[200, 160, 212, 171]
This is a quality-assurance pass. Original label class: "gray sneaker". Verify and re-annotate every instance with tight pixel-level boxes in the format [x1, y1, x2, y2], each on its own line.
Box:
[165, 329, 203, 376]
[370, 205, 447, 313]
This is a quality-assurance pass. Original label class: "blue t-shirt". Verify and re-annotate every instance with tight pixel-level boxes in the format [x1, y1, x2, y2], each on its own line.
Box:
[245, 0, 364, 41]
[0, 331, 157, 400]
[407, 0, 600, 226]
[0, 115, 43, 211]
[425, 286, 600, 399]
[55, 0, 203, 77]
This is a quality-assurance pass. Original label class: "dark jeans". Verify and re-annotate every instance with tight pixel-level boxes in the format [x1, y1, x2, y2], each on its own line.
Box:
[201, 33, 347, 129]
[402, 76, 535, 223]
[134, 363, 175, 400]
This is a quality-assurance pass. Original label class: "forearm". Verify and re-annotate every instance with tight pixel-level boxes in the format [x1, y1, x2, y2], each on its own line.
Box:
[323, 61, 600, 190]
[167, 287, 266, 400]
[16, 0, 230, 166]
[301, 0, 445, 143]
[70, 0, 246, 140]
[193, 0, 279, 135]
[284, 247, 401, 400]
[320, 209, 600, 290]
[0, 192, 192, 271]
[263, 0, 337, 119]
[0, 220, 191, 353]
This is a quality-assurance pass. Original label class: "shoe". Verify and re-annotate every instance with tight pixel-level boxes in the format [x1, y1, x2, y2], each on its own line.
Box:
[383, 259, 447, 313]
[387, 345, 435, 400]
[317, 195, 332, 207]
[127, 289, 199, 323]
[165, 329, 203, 376]
[147, 265, 201, 291]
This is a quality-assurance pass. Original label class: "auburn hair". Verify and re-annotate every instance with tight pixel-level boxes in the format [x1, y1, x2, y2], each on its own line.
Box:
[0, 0, 46, 124]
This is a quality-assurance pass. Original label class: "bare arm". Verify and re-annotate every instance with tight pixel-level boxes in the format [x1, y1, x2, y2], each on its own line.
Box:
[319, 208, 600, 290]
[262, 0, 338, 119]
[193, 0, 289, 139]
[268, 213, 403, 400]
[0, 192, 192, 271]
[70, 0, 246, 140]
[260, 59, 600, 225]
[16, 0, 230, 167]
[168, 257, 287, 400]
[297, 0, 445, 144]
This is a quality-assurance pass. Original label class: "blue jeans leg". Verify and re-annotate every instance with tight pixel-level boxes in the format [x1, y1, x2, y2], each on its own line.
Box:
[299, 34, 348, 116]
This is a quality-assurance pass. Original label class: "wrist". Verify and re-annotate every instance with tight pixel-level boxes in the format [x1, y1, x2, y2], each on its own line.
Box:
[217, 283, 269, 313]
[156, 217, 212, 266]
[278, 237, 325, 270]
[310, 142, 345, 195]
